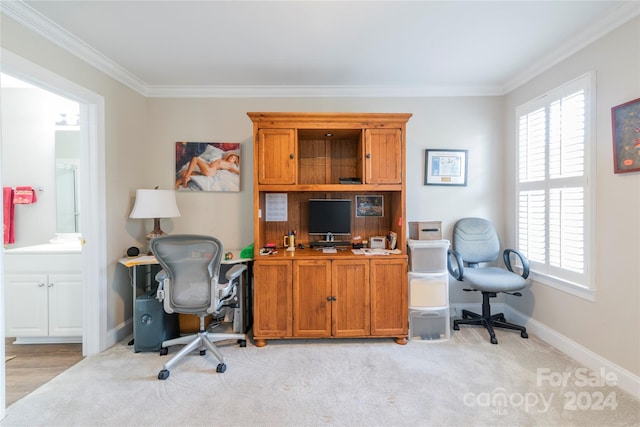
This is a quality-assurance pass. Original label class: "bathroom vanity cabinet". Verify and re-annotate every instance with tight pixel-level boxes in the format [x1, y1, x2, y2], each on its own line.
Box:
[4, 250, 82, 343]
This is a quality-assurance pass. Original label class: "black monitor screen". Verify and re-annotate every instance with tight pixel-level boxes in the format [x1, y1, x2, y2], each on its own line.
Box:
[308, 199, 352, 235]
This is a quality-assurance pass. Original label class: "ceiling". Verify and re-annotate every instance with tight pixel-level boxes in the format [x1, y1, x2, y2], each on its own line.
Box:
[3, 1, 639, 97]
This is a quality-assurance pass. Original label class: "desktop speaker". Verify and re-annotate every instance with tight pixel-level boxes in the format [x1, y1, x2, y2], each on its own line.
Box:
[127, 246, 140, 257]
[133, 290, 179, 353]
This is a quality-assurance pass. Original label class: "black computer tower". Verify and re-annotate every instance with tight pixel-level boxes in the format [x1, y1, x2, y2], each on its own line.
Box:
[134, 290, 180, 353]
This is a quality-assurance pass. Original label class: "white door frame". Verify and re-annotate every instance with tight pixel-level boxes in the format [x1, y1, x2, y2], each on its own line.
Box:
[1, 49, 107, 416]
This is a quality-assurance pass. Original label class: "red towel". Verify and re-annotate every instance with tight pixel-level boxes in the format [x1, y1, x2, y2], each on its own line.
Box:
[3, 187, 15, 244]
[13, 186, 37, 204]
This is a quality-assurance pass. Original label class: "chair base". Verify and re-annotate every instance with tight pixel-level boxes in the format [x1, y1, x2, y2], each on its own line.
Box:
[158, 328, 246, 380]
[453, 292, 528, 344]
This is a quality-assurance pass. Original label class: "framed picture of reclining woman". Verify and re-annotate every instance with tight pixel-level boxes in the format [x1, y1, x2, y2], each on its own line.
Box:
[175, 142, 241, 192]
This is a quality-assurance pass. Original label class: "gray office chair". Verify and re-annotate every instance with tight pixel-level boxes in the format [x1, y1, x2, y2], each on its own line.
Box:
[151, 234, 247, 380]
[447, 218, 530, 344]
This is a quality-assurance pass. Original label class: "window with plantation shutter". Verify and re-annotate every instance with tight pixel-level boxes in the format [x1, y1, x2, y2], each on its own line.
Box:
[515, 73, 594, 298]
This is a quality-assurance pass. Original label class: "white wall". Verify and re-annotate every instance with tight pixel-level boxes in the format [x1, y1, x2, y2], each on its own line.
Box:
[503, 17, 640, 376]
[146, 97, 504, 267]
[1, 88, 58, 247]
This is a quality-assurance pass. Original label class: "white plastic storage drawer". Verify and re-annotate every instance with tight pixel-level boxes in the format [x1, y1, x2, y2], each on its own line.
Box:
[407, 239, 449, 273]
[409, 308, 450, 342]
[409, 272, 449, 308]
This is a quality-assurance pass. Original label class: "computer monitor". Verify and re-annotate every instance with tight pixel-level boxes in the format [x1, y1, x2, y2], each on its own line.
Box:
[308, 199, 352, 243]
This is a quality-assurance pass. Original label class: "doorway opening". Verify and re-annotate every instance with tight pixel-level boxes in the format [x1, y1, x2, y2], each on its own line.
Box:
[1, 51, 106, 413]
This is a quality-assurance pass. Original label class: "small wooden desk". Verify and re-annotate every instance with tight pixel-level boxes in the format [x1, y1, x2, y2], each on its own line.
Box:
[119, 250, 253, 343]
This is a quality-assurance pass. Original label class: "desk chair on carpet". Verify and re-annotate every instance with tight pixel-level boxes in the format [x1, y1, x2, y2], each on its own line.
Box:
[151, 234, 247, 380]
[447, 218, 530, 344]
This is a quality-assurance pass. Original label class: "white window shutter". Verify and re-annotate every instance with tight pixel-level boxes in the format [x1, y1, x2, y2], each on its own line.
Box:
[516, 74, 591, 290]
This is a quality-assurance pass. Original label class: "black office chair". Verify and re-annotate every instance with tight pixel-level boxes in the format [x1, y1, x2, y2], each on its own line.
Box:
[151, 234, 247, 380]
[447, 218, 530, 344]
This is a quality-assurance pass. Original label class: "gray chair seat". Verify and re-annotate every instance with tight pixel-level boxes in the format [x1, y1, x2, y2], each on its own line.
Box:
[461, 267, 527, 293]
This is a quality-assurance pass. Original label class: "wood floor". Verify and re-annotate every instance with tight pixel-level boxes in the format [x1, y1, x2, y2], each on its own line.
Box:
[4, 337, 84, 407]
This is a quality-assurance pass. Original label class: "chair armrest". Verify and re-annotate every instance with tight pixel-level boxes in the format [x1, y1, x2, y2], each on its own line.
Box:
[155, 269, 168, 283]
[225, 264, 247, 282]
[154, 269, 167, 301]
[447, 249, 465, 281]
[503, 249, 530, 279]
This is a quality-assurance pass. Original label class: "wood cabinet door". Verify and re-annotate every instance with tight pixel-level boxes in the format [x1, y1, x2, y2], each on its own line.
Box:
[364, 128, 402, 184]
[331, 260, 370, 337]
[292, 260, 331, 337]
[370, 259, 408, 336]
[253, 261, 293, 337]
[257, 128, 296, 184]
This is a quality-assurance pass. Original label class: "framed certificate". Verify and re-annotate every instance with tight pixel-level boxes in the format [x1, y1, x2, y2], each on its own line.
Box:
[424, 149, 468, 186]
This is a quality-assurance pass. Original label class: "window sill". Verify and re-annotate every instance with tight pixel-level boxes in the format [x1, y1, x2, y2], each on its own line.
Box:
[529, 271, 595, 302]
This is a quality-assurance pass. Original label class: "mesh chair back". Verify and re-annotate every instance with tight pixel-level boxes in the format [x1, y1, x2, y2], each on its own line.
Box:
[452, 218, 500, 265]
[151, 235, 223, 314]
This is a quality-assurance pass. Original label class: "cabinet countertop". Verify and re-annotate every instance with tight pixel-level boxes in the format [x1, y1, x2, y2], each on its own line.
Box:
[255, 247, 407, 261]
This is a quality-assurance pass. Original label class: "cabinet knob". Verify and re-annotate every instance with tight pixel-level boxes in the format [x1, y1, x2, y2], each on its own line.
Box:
[38, 283, 45, 287]
[289, 154, 294, 159]
[48, 283, 54, 287]
[366, 153, 371, 159]
[326, 296, 332, 302]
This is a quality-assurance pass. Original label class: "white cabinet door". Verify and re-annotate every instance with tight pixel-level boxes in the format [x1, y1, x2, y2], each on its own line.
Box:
[48, 274, 83, 336]
[5, 274, 49, 337]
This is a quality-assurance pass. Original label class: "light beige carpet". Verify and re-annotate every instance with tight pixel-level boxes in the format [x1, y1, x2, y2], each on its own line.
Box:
[2, 328, 639, 426]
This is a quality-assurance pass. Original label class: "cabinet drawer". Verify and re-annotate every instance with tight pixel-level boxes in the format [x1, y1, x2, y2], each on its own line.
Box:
[4, 253, 82, 272]
[408, 272, 448, 308]
[407, 239, 449, 273]
[409, 308, 450, 342]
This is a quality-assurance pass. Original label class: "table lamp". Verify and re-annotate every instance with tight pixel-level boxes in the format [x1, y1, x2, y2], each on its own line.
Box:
[129, 188, 181, 242]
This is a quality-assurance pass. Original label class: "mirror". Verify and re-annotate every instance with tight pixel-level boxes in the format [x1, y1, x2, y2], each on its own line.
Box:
[55, 128, 80, 233]
[1, 73, 81, 239]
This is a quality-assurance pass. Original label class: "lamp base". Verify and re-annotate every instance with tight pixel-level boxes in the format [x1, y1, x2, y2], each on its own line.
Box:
[146, 218, 167, 254]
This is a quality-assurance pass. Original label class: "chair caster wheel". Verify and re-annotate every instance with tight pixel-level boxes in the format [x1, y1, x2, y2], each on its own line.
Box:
[216, 363, 227, 373]
[200, 350, 206, 356]
[238, 339, 247, 347]
[158, 370, 170, 380]
[159, 348, 168, 356]
[490, 336, 498, 344]
[521, 331, 529, 339]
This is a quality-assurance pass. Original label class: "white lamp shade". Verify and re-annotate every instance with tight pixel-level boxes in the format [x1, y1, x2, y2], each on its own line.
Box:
[129, 189, 181, 219]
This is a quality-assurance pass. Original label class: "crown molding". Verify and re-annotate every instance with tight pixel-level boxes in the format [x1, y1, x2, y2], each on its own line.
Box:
[1, 0, 149, 96]
[145, 84, 504, 98]
[3, 0, 638, 98]
[502, 1, 640, 94]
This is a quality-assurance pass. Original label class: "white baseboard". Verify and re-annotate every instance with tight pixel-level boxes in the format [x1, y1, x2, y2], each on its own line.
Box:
[505, 305, 640, 401]
[450, 302, 640, 400]
[11, 336, 82, 345]
[106, 319, 133, 349]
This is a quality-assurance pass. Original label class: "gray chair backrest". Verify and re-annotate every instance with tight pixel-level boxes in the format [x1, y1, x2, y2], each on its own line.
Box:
[151, 234, 223, 314]
[452, 218, 500, 265]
